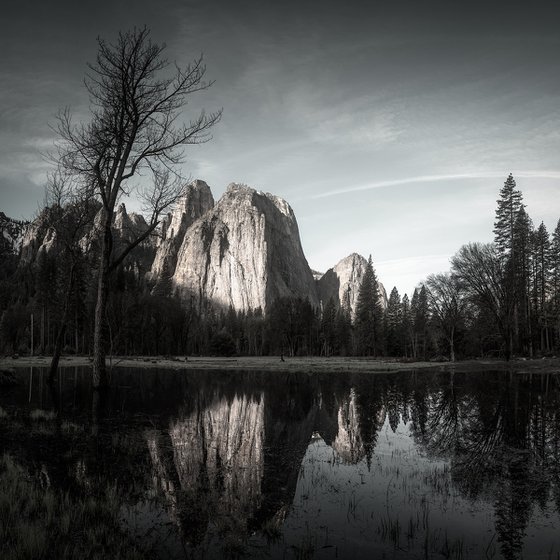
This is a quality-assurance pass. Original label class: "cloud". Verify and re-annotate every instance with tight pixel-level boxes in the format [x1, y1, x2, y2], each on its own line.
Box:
[310, 171, 560, 199]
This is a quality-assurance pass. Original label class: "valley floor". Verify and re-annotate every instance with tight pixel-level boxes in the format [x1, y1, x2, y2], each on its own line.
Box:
[1, 354, 560, 374]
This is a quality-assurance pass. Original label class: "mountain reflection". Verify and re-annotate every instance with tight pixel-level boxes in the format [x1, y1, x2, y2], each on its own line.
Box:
[146, 391, 265, 545]
[1, 368, 559, 559]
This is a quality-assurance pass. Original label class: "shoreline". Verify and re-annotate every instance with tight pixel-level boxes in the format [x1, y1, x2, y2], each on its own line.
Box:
[2, 355, 560, 374]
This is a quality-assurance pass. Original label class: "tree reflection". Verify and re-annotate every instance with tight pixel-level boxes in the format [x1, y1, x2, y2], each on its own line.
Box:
[405, 372, 560, 560]
[2, 367, 559, 559]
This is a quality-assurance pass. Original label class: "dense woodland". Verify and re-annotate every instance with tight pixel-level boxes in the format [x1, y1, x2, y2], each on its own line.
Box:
[1, 174, 559, 361]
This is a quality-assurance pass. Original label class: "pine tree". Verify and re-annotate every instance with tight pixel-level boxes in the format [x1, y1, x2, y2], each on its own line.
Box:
[494, 174, 524, 256]
[320, 297, 338, 356]
[533, 222, 551, 352]
[401, 294, 412, 358]
[354, 255, 383, 356]
[512, 207, 534, 355]
[371, 261, 384, 355]
[414, 285, 430, 360]
[335, 304, 352, 356]
[385, 287, 402, 356]
[550, 220, 560, 350]
[410, 289, 419, 358]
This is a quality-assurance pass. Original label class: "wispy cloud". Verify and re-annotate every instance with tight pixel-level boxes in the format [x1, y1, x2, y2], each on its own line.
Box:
[310, 171, 560, 199]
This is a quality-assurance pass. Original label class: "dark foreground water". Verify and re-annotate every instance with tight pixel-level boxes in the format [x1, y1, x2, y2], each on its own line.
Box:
[1, 367, 560, 559]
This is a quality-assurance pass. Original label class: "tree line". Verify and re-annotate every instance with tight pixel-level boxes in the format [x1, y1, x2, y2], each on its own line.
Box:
[1, 173, 558, 361]
[1, 25, 559, 366]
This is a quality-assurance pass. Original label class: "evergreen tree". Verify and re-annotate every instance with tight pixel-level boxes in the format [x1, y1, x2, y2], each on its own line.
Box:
[335, 304, 352, 356]
[320, 297, 338, 356]
[550, 220, 560, 350]
[512, 207, 534, 355]
[493, 174, 524, 256]
[533, 222, 551, 351]
[414, 285, 430, 360]
[385, 287, 402, 356]
[354, 255, 383, 356]
[401, 293, 412, 358]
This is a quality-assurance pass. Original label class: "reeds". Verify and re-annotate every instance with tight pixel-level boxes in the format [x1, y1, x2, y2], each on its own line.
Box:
[0, 454, 148, 560]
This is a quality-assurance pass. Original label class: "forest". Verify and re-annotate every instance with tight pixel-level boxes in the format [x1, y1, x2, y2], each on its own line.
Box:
[1, 174, 558, 362]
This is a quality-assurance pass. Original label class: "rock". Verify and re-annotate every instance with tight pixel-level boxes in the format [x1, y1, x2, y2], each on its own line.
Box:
[318, 253, 387, 318]
[150, 179, 214, 283]
[9, 179, 391, 318]
[20, 216, 48, 264]
[0, 212, 28, 257]
[172, 183, 319, 312]
[113, 203, 149, 242]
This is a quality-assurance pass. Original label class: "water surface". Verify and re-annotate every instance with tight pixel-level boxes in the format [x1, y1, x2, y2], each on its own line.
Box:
[1, 367, 559, 559]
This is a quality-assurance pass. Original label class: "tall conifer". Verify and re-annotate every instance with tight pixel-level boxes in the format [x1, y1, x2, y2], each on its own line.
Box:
[386, 287, 402, 356]
[494, 174, 524, 256]
[354, 255, 383, 356]
[550, 220, 560, 349]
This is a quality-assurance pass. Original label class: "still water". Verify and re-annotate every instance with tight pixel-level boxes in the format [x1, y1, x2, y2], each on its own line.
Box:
[1, 367, 559, 559]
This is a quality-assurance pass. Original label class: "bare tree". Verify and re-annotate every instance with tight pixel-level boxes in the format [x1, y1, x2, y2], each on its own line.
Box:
[43, 168, 98, 382]
[54, 27, 221, 387]
[451, 242, 515, 360]
[425, 272, 467, 362]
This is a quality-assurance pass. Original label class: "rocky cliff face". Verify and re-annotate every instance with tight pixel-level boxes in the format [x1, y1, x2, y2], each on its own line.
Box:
[318, 253, 387, 317]
[10, 180, 391, 315]
[171, 183, 319, 312]
[318, 253, 367, 317]
[0, 212, 28, 256]
[150, 180, 214, 282]
[18, 202, 155, 273]
[113, 203, 149, 242]
[19, 211, 52, 264]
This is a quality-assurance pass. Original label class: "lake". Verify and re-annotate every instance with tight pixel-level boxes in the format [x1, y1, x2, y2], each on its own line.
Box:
[1, 367, 559, 559]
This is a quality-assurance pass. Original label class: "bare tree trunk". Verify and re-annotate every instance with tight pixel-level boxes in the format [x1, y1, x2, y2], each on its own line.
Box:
[48, 265, 76, 383]
[92, 217, 112, 389]
[505, 329, 513, 361]
[449, 327, 455, 362]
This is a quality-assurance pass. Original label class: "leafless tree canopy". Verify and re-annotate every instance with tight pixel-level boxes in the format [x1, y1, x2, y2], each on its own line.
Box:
[51, 27, 221, 386]
[451, 242, 516, 358]
[55, 26, 221, 223]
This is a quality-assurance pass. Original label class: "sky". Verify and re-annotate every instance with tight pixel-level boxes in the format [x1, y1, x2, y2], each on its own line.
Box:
[1, 0, 560, 296]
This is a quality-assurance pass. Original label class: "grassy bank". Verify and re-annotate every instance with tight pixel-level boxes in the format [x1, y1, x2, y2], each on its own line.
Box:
[1, 354, 559, 374]
[0, 454, 148, 560]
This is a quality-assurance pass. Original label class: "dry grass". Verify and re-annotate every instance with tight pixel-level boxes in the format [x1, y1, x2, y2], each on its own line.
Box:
[0, 454, 148, 560]
[2, 354, 559, 374]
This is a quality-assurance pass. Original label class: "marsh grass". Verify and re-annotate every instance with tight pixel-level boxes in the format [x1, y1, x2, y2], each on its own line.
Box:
[29, 409, 57, 421]
[291, 534, 316, 560]
[0, 454, 148, 560]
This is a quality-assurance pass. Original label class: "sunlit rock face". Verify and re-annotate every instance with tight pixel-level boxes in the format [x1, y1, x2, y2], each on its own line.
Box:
[318, 253, 367, 317]
[86, 203, 155, 274]
[332, 388, 365, 464]
[318, 252, 387, 317]
[18, 201, 153, 270]
[113, 203, 149, 242]
[172, 183, 319, 312]
[150, 180, 214, 280]
[19, 216, 49, 264]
